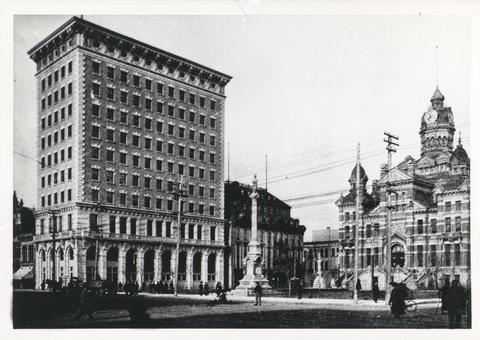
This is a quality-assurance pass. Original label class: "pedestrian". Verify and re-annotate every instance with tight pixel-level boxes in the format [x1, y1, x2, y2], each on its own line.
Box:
[389, 282, 406, 319]
[254, 281, 262, 306]
[446, 280, 466, 329]
[41, 279, 45, 291]
[297, 280, 303, 300]
[118, 282, 123, 294]
[204, 282, 209, 295]
[372, 280, 380, 303]
[168, 280, 174, 294]
[134, 281, 139, 296]
[75, 284, 93, 321]
[356, 279, 362, 297]
[215, 282, 223, 297]
[162, 280, 168, 293]
[199, 281, 204, 296]
[439, 279, 450, 314]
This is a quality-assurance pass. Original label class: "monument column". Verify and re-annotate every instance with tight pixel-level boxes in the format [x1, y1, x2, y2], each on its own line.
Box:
[233, 175, 271, 295]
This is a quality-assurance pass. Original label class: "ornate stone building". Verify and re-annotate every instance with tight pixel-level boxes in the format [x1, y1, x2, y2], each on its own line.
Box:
[29, 16, 231, 290]
[224, 181, 306, 288]
[336, 88, 470, 291]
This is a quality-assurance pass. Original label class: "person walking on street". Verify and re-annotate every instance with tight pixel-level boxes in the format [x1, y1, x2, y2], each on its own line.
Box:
[439, 280, 450, 314]
[372, 280, 380, 303]
[389, 282, 406, 319]
[254, 282, 262, 306]
[215, 282, 223, 297]
[446, 280, 466, 328]
[41, 279, 45, 291]
[75, 284, 93, 321]
[356, 279, 362, 298]
[199, 281, 204, 296]
[168, 280, 174, 294]
[204, 282, 209, 295]
[297, 280, 303, 300]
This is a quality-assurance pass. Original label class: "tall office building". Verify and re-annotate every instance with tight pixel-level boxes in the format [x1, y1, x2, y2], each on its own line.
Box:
[29, 16, 232, 290]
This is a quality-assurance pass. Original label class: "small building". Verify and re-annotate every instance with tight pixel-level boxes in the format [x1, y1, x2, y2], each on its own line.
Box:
[224, 180, 306, 289]
[13, 191, 36, 288]
[303, 228, 340, 287]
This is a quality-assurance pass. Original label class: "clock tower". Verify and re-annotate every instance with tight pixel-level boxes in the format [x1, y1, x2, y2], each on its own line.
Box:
[419, 87, 455, 158]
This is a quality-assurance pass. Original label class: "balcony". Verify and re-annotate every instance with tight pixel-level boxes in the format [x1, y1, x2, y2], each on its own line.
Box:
[80, 230, 224, 247]
[34, 230, 224, 247]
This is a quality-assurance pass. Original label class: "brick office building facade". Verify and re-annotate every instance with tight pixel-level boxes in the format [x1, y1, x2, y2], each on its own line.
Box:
[29, 16, 231, 290]
[336, 88, 470, 291]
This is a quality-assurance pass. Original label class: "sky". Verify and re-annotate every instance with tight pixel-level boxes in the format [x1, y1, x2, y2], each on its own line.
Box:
[14, 15, 471, 241]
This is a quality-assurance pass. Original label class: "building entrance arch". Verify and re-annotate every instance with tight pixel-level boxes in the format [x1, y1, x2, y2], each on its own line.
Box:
[391, 243, 405, 268]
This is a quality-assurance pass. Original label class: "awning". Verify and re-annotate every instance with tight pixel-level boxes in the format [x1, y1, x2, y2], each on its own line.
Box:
[13, 266, 34, 280]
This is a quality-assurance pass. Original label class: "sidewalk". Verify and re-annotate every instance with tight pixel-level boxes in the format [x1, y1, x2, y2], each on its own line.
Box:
[144, 292, 441, 311]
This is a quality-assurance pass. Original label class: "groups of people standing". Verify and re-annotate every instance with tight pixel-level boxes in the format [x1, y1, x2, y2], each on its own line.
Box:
[439, 279, 468, 328]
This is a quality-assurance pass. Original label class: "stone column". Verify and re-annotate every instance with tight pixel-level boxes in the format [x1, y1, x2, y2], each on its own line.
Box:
[98, 246, 107, 280]
[118, 245, 126, 284]
[76, 243, 86, 283]
[136, 248, 144, 285]
[186, 249, 194, 289]
[216, 249, 224, 285]
[127, 217, 131, 235]
[202, 251, 208, 282]
[154, 248, 161, 282]
[162, 220, 167, 238]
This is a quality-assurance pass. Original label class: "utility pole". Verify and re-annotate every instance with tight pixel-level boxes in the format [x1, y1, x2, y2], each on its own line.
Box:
[265, 154, 268, 191]
[49, 209, 57, 282]
[383, 131, 399, 305]
[94, 203, 103, 280]
[327, 226, 331, 275]
[173, 175, 186, 296]
[353, 143, 361, 303]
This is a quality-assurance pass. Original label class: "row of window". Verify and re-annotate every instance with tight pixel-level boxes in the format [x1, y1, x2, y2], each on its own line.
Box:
[40, 148, 73, 169]
[90, 169, 216, 197]
[90, 149, 217, 180]
[343, 218, 465, 238]
[39, 214, 73, 234]
[40, 61, 73, 92]
[89, 189, 217, 216]
[89, 213, 218, 241]
[41, 167, 73, 188]
[40, 126, 73, 150]
[41, 103, 73, 130]
[444, 201, 463, 212]
[40, 82, 73, 110]
[415, 217, 463, 234]
[91, 61, 218, 110]
[91, 100, 217, 129]
[91, 125, 216, 148]
[41, 189, 72, 207]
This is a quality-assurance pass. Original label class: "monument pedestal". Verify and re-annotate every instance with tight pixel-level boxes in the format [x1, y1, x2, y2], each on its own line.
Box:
[231, 241, 272, 296]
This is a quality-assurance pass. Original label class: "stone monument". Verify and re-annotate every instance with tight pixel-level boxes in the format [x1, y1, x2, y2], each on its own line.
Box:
[232, 175, 272, 295]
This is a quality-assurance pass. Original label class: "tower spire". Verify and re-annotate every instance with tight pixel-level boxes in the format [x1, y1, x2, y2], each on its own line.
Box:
[458, 131, 462, 145]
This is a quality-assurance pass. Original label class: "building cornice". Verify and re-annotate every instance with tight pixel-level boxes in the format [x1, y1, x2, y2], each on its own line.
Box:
[28, 16, 232, 86]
